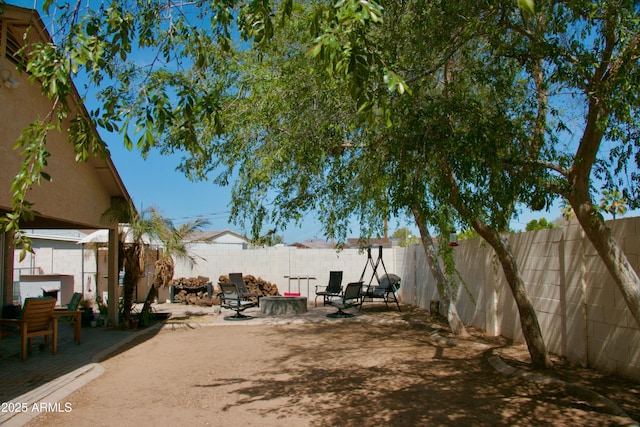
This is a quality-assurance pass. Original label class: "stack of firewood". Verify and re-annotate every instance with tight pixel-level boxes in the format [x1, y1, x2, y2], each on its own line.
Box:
[217, 274, 280, 297]
[170, 274, 280, 306]
[170, 276, 212, 306]
[170, 276, 210, 289]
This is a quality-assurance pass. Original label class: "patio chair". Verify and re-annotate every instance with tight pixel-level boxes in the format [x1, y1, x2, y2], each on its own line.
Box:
[0, 297, 58, 361]
[55, 292, 82, 315]
[53, 292, 82, 344]
[229, 272, 260, 306]
[326, 282, 363, 318]
[314, 271, 343, 307]
[218, 283, 257, 321]
[362, 274, 401, 312]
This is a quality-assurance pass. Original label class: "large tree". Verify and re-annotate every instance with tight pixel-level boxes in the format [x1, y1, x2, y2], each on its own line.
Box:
[372, 0, 640, 362]
[3, 0, 639, 365]
[1, 0, 544, 362]
[490, 1, 640, 330]
[388, 0, 640, 352]
[309, 0, 640, 336]
[305, 0, 553, 366]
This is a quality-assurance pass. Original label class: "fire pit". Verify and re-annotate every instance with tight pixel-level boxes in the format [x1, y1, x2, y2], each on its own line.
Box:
[260, 296, 307, 315]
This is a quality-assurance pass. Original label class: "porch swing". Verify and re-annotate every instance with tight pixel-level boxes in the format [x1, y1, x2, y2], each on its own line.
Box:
[358, 246, 401, 311]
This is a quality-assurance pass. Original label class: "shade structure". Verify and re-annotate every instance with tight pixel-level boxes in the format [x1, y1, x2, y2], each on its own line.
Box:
[76, 227, 159, 247]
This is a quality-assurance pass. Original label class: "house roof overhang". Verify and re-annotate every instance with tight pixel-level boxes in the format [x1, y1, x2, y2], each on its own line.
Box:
[0, 4, 132, 230]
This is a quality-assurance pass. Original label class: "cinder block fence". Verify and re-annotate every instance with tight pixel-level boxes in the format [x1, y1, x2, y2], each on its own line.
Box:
[396, 219, 640, 382]
[173, 219, 640, 381]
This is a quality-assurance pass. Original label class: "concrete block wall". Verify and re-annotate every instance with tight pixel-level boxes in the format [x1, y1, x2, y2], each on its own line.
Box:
[587, 220, 640, 379]
[397, 218, 640, 381]
[172, 246, 400, 302]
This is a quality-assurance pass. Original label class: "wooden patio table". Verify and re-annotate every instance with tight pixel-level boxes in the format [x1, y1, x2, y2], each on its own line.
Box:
[53, 309, 82, 344]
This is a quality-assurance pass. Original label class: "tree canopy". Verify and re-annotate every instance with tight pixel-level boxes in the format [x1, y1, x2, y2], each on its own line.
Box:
[3, 0, 640, 362]
[392, 227, 419, 247]
[2, 0, 539, 245]
[525, 218, 558, 232]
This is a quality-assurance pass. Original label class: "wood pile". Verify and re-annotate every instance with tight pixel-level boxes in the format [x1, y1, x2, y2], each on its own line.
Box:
[170, 276, 213, 306]
[217, 274, 281, 300]
[171, 276, 210, 289]
[170, 274, 280, 306]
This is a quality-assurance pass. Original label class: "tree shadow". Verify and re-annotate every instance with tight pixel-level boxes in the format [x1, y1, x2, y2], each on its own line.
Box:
[196, 322, 638, 426]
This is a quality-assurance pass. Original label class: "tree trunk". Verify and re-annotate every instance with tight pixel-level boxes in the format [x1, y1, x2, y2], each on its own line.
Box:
[442, 299, 468, 337]
[122, 244, 143, 327]
[141, 257, 175, 325]
[412, 207, 469, 336]
[471, 218, 552, 369]
[438, 156, 551, 367]
[569, 191, 640, 330]
[140, 285, 159, 327]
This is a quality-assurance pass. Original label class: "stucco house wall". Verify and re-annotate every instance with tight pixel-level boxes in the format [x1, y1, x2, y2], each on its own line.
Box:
[1, 4, 132, 325]
[0, 29, 122, 229]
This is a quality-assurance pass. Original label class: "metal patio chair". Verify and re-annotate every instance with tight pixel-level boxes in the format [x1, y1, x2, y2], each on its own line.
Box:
[326, 282, 363, 318]
[314, 271, 343, 307]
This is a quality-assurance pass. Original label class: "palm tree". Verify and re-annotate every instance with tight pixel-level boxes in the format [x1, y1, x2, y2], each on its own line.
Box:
[600, 189, 628, 220]
[102, 199, 211, 328]
[101, 198, 157, 327]
[140, 212, 211, 325]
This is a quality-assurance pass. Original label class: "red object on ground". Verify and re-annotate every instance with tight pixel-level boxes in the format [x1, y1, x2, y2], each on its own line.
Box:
[283, 292, 301, 297]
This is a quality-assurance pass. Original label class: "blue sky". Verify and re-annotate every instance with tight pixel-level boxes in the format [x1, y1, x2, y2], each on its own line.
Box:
[105, 139, 333, 242]
[6, 0, 637, 244]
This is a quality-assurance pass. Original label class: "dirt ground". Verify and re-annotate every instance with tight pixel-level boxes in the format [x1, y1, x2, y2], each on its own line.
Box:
[27, 306, 640, 427]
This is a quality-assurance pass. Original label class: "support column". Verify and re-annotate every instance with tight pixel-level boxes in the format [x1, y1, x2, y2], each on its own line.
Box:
[2, 231, 14, 307]
[108, 228, 119, 326]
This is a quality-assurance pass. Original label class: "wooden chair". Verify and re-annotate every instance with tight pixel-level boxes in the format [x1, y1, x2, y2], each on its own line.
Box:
[0, 297, 58, 361]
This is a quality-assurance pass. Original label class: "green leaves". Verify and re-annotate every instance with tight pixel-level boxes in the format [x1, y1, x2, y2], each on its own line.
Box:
[383, 70, 409, 95]
[333, 0, 383, 24]
[307, 0, 391, 113]
[517, 0, 535, 15]
[1, 120, 54, 260]
[239, 0, 276, 45]
[22, 42, 70, 103]
[69, 115, 108, 161]
[7, 0, 637, 256]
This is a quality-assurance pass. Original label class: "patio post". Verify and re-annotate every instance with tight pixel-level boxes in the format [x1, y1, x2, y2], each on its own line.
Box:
[2, 231, 13, 306]
[107, 227, 119, 326]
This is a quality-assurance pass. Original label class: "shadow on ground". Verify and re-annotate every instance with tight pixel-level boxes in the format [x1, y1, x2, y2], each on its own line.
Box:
[6, 303, 640, 427]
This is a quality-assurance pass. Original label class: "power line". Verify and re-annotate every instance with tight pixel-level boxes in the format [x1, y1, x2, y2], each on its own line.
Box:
[168, 210, 232, 223]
